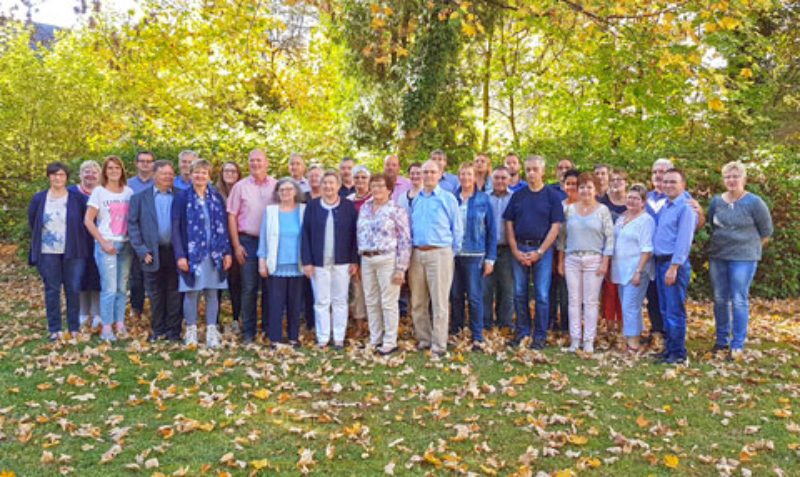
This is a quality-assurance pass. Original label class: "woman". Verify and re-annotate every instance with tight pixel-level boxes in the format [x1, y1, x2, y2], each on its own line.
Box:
[347, 165, 373, 211]
[474, 153, 493, 193]
[29, 162, 89, 341]
[611, 184, 654, 354]
[216, 161, 243, 334]
[172, 159, 233, 348]
[301, 170, 359, 349]
[451, 162, 496, 350]
[600, 168, 627, 336]
[84, 156, 134, 342]
[708, 161, 773, 359]
[68, 160, 102, 330]
[357, 174, 411, 355]
[347, 166, 372, 335]
[397, 162, 423, 213]
[258, 178, 306, 347]
[557, 172, 614, 353]
[549, 169, 579, 334]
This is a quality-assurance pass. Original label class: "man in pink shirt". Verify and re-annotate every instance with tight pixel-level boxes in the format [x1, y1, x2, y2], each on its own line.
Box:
[227, 149, 277, 343]
[386, 154, 412, 203]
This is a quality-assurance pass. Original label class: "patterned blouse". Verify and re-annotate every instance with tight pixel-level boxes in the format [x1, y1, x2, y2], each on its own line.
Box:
[356, 198, 412, 272]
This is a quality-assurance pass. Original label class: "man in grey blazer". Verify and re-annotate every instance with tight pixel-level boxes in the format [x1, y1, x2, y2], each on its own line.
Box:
[128, 160, 181, 341]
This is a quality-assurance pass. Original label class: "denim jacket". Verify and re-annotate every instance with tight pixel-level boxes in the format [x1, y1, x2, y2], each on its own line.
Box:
[455, 188, 497, 263]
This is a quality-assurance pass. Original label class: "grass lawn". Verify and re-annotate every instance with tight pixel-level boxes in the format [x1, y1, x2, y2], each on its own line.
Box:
[1, 255, 799, 476]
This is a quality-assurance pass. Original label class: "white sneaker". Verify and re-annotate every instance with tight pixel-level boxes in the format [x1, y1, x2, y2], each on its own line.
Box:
[583, 340, 594, 354]
[100, 326, 117, 342]
[91, 316, 102, 329]
[568, 341, 580, 353]
[79, 315, 88, 327]
[184, 325, 198, 347]
[206, 325, 222, 348]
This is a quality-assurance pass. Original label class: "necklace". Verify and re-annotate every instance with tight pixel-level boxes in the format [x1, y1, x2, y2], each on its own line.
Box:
[725, 190, 746, 209]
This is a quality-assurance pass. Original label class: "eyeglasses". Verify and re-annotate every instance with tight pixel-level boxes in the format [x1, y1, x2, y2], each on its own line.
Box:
[610, 178, 626, 183]
[137, 159, 154, 164]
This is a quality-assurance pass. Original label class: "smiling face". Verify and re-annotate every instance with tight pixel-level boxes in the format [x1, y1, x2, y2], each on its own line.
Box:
[354, 170, 370, 195]
[179, 154, 195, 177]
[307, 167, 322, 189]
[625, 190, 645, 214]
[662, 171, 684, 200]
[564, 176, 579, 202]
[221, 163, 240, 186]
[105, 162, 123, 183]
[594, 167, 609, 189]
[651, 163, 669, 192]
[278, 182, 297, 205]
[491, 168, 510, 195]
[421, 161, 440, 190]
[610, 172, 627, 195]
[430, 153, 447, 175]
[524, 159, 544, 186]
[80, 166, 100, 190]
[723, 169, 746, 194]
[505, 155, 521, 177]
[136, 153, 155, 176]
[249, 150, 268, 179]
[458, 166, 475, 189]
[578, 180, 596, 204]
[321, 174, 340, 200]
[384, 155, 400, 179]
[48, 169, 68, 190]
[339, 160, 354, 182]
[370, 178, 390, 202]
[288, 156, 305, 180]
[474, 155, 490, 175]
[191, 166, 210, 189]
[556, 160, 573, 182]
[409, 166, 422, 188]
[154, 164, 175, 190]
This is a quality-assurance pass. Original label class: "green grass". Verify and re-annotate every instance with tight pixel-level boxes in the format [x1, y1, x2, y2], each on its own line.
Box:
[1, 261, 799, 476]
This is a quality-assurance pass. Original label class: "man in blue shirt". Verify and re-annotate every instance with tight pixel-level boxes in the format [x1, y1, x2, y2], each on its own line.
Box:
[126, 150, 156, 324]
[503, 155, 564, 349]
[128, 161, 181, 341]
[430, 149, 459, 194]
[652, 168, 697, 364]
[173, 150, 196, 190]
[483, 166, 514, 331]
[408, 160, 463, 358]
[504, 153, 529, 193]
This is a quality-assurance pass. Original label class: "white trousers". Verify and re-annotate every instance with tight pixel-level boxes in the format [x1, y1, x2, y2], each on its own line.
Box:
[312, 264, 351, 345]
[361, 254, 401, 350]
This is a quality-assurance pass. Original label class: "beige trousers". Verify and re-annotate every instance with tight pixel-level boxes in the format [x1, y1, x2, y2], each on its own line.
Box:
[408, 247, 454, 353]
[361, 254, 401, 350]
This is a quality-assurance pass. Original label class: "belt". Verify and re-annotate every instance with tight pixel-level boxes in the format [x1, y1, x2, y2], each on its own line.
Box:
[240, 233, 259, 240]
[361, 250, 389, 257]
[497, 244, 510, 248]
[517, 239, 542, 247]
[654, 254, 673, 263]
[415, 245, 444, 251]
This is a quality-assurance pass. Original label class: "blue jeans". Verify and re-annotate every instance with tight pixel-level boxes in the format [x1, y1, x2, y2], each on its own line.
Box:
[95, 241, 134, 326]
[483, 246, 514, 329]
[512, 246, 553, 340]
[37, 254, 85, 333]
[656, 260, 691, 360]
[618, 272, 650, 338]
[450, 256, 485, 341]
[239, 235, 265, 339]
[710, 259, 757, 350]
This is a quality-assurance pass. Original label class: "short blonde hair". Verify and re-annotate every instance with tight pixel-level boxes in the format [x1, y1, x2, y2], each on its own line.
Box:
[190, 158, 212, 173]
[722, 161, 747, 178]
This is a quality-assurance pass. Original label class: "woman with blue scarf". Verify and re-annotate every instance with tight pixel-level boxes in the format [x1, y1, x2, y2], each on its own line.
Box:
[172, 159, 233, 348]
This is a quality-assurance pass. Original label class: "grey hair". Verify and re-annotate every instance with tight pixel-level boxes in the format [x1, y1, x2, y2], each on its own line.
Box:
[190, 158, 212, 172]
[274, 177, 305, 203]
[653, 157, 673, 170]
[289, 153, 304, 163]
[353, 165, 371, 178]
[525, 154, 546, 167]
[179, 150, 198, 161]
[79, 160, 101, 173]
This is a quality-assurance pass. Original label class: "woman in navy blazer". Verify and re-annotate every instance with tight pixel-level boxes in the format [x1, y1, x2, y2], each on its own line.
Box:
[301, 170, 358, 348]
[28, 162, 89, 341]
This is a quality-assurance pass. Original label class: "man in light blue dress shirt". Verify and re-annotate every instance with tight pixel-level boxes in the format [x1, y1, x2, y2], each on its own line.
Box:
[408, 161, 463, 358]
[652, 168, 697, 364]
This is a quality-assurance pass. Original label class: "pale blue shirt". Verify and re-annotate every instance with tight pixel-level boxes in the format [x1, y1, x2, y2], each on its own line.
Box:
[653, 194, 697, 265]
[410, 186, 463, 253]
[489, 189, 512, 245]
[128, 175, 154, 194]
[153, 187, 173, 245]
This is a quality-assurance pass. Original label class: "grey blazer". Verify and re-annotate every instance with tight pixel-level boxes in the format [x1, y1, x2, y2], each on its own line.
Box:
[128, 186, 178, 272]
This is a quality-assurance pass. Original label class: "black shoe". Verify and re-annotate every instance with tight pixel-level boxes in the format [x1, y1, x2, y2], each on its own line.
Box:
[711, 344, 730, 353]
[665, 355, 687, 365]
[508, 336, 524, 348]
[530, 338, 546, 350]
[243, 335, 255, 345]
[471, 342, 484, 353]
[640, 334, 655, 346]
[377, 346, 398, 356]
[289, 340, 301, 349]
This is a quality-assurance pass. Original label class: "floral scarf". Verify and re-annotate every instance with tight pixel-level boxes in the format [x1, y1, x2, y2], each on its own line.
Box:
[185, 185, 228, 275]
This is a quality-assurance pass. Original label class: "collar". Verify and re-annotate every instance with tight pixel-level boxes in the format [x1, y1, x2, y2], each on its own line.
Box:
[250, 175, 274, 186]
[491, 189, 510, 198]
[420, 185, 443, 197]
[153, 186, 172, 195]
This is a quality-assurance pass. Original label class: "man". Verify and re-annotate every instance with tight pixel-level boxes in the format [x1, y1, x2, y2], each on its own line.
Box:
[594, 163, 610, 199]
[289, 153, 310, 194]
[430, 149, 459, 193]
[503, 155, 564, 349]
[385, 154, 412, 202]
[127, 161, 181, 341]
[128, 151, 155, 193]
[174, 150, 197, 190]
[483, 166, 514, 331]
[643, 158, 705, 347]
[338, 157, 357, 198]
[408, 161, 463, 358]
[652, 168, 697, 364]
[549, 158, 574, 201]
[504, 153, 528, 193]
[227, 149, 278, 343]
[127, 150, 156, 324]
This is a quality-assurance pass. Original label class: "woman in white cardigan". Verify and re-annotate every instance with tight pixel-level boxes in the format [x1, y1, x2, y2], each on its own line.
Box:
[258, 178, 306, 347]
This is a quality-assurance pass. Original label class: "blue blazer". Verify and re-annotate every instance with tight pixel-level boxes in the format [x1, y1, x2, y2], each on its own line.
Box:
[28, 189, 89, 266]
[301, 197, 358, 267]
[128, 186, 179, 272]
[170, 187, 231, 287]
[454, 188, 497, 262]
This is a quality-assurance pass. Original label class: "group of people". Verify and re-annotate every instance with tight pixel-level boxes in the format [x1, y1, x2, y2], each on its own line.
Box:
[29, 148, 773, 363]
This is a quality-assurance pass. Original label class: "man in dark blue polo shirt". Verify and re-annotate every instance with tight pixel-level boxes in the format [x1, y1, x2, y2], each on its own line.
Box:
[503, 155, 564, 349]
